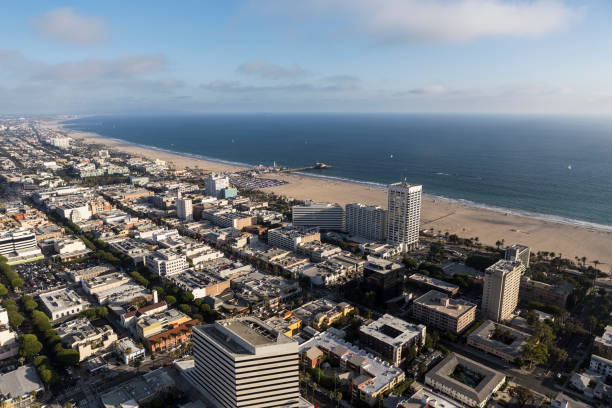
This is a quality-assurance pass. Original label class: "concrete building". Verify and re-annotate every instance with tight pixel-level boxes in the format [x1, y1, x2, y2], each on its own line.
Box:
[519, 277, 573, 307]
[95, 282, 152, 306]
[594, 325, 612, 360]
[425, 353, 505, 408]
[359, 314, 426, 366]
[0, 229, 42, 262]
[115, 337, 146, 365]
[136, 308, 191, 341]
[55, 317, 118, 361]
[267, 225, 320, 252]
[590, 354, 612, 377]
[345, 203, 387, 241]
[387, 182, 422, 252]
[408, 273, 460, 296]
[482, 260, 525, 322]
[145, 249, 188, 277]
[205, 173, 230, 198]
[167, 268, 230, 299]
[297, 241, 342, 262]
[363, 256, 405, 299]
[299, 331, 405, 406]
[39, 287, 88, 320]
[67, 265, 114, 282]
[0, 365, 44, 408]
[201, 209, 255, 229]
[292, 201, 345, 231]
[466, 320, 529, 362]
[82, 272, 132, 295]
[505, 244, 530, 268]
[191, 317, 301, 408]
[412, 290, 476, 334]
[292, 299, 354, 330]
[176, 197, 193, 221]
[0, 323, 18, 362]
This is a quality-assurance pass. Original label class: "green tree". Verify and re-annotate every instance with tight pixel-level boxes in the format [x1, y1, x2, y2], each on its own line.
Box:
[0, 283, 8, 296]
[19, 334, 43, 357]
[56, 349, 80, 367]
[165, 295, 177, 305]
[7, 310, 24, 328]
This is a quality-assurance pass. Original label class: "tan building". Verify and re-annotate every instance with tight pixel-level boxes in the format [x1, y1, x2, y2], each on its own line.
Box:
[412, 290, 476, 333]
[519, 277, 573, 307]
[482, 260, 525, 322]
[55, 317, 118, 361]
[136, 309, 191, 340]
[292, 299, 354, 330]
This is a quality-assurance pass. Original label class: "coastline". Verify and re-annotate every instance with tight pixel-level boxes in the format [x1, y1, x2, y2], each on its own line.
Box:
[47, 119, 612, 265]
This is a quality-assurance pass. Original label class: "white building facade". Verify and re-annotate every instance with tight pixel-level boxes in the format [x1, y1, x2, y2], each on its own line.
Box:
[345, 203, 387, 241]
[387, 182, 422, 252]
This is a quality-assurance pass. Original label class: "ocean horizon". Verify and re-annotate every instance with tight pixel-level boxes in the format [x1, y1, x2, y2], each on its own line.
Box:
[61, 114, 612, 231]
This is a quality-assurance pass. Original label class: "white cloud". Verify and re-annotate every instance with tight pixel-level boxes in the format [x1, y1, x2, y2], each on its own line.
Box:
[252, 0, 578, 43]
[236, 60, 309, 79]
[30, 7, 107, 45]
[35, 55, 166, 81]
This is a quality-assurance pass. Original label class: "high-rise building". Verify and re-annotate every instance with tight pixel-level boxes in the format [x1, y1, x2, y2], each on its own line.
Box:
[205, 174, 230, 198]
[504, 244, 530, 268]
[387, 182, 422, 252]
[345, 202, 387, 241]
[192, 317, 301, 408]
[482, 260, 525, 322]
[292, 201, 345, 231]
[176, 197, 193, 221]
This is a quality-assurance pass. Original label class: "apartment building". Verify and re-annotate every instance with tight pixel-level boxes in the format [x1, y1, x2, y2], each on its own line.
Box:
[482, 260, 525, 322]
[412, 290, 476, 333]
[387, 182, 422, 252]
[345, 202, 387, 241]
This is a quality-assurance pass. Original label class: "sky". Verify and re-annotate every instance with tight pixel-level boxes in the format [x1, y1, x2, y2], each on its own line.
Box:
[1, 0, 612, 114]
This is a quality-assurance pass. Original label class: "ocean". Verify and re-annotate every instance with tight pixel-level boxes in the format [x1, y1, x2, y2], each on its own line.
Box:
[61, 114, 612, 229]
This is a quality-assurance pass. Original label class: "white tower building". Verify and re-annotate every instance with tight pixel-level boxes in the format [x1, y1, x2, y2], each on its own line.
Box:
[192, 317, 301, 408]
[345, 203, 387, 241]
[176, 197, 193, 221]
[387, 181, 422, 252]
[482, 260, 525, 322]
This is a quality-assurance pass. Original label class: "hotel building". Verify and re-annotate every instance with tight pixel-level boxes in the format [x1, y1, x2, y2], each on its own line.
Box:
[387, 182, 422, 252]
[345, 203, 387, 241]
[482, 260, 525, 322]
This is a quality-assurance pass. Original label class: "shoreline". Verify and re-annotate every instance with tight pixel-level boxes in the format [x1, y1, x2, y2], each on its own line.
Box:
[47, 119, 612, 265]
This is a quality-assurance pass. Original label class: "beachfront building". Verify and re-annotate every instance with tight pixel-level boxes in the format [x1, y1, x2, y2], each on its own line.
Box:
[387, 182, 422, 252]
[205, 173, 230, 198]
[176, 197, 193, 221]
[505, 244, 530, 268]
[191, 317, 301, 408]
[292, 201, 345, 231]
[359, 314, 426, 366]
[412, 290, 477, 334]
[345, 202, 387, 241]
[519, 276, 573, 307]
[482, 260, 525, 322]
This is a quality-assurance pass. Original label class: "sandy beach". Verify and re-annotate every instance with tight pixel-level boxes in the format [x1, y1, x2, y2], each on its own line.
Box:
[47, 120, 612, 267]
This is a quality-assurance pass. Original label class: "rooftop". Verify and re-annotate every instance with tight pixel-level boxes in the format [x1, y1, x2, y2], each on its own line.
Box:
[414, 290, 476, 318]
[409, 273, 459, 293]
[426, 352, 505, 405]
[360, 314, 425, 347]
[467, 320, 529, 358]
[595, 325, 612, 347]
[39, 287, 87, 312]
[0, 365, 44, 399]
[486, 259, 524, 275]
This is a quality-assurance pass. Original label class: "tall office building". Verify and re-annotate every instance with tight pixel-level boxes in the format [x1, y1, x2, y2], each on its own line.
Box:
[176, 197, 193, 221]
[192, 317, 301, 408]
[345, 203, 387, 241]
[292, 201, 345, 231]
[387, 182, 422, 252]
[205, 174, 230, 198]
[482, 260, 525, 322]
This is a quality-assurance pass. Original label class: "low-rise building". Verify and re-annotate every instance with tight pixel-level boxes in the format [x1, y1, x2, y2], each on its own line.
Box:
[425, 353, 505, 408]
[590, 354, 612, 377]
[39, 287, 88, 320]
[0, 324, 18, 361]
[99, 367, 174, 407]
[265, 312, 303, 337]
[110, 239, 152, 265]
[408, 273, 460, 296]
[53, 237, 90, 261]
[359, 314, 426, 366]
[297, 241, 342, 262]
[82, 272, 132, 295]
[117, 301, 168, 330]
[300, 331, 405, 406]
[412, 290, 476, 333]
[0, 365, 44, 408]
[95, 282, 152, 306]
[594, 325, 612, 360]
[145, 248, 188, 277]
[146, 318, 198, 353]
[136, 309, 191, 341]
[167, 268, 230, 299]
[55, 317, 118, 361]
[292, 299, 354, 330]
[67, 265, 114, 282]
[267, 225, 320, 252]
[519, 277, 573, 307]
[115, 337, 146, 364]
[466, 320, 529, 362]
[231, 271, 301, 309]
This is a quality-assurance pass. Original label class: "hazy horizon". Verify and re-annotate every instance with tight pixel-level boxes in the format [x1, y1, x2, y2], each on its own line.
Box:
[2, 1, 612, 115]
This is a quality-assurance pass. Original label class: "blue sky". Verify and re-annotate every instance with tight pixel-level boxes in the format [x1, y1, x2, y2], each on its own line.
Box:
[1, 0, 611, 114]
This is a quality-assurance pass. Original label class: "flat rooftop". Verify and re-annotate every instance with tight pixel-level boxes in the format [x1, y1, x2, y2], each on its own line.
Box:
[414, 290, 476, 318]
[486, 259, 523, 275]
[409, 273, 459, 293]
[595, 325, 612, 347]
[360, 314, 425, 347]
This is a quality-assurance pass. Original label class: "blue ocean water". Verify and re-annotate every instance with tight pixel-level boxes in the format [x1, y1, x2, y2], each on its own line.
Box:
[61, 114, 612, 229]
